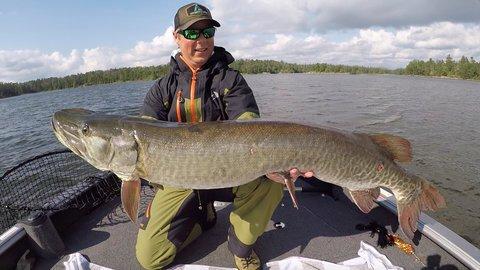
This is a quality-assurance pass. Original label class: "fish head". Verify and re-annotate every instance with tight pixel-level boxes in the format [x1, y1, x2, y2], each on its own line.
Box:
[53, 108, 142, 224]
[52, 108, 136, 176]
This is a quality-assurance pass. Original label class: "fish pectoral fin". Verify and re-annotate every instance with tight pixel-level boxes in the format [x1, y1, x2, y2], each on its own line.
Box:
[121, 179, 142, 225]
[348, 188, 380, 213]
[368, 134, 412, 163]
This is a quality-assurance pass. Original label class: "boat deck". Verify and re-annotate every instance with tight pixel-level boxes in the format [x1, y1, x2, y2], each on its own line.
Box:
[36, 186, 464, 269]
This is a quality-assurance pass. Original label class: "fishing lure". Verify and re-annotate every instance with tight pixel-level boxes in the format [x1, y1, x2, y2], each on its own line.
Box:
[388, 234, 415, 255]
[356, 221, 424, 265]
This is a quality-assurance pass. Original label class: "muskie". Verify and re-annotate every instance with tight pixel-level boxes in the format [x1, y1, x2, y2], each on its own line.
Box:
[52, 108, 446, 239]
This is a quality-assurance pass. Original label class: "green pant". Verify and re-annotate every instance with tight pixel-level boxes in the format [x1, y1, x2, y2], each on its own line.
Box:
[135, 177, 283, 269]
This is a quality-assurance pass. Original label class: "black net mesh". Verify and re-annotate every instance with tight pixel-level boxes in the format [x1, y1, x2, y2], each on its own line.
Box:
[0, 149, 121, 234]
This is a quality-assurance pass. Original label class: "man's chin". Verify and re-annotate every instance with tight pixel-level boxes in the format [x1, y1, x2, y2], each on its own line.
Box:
[193, 57, 209, 66]
[195, 49, 213, 58]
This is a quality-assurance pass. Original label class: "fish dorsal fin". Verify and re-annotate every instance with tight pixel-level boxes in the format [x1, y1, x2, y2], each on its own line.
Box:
[368, 134, 412, 163]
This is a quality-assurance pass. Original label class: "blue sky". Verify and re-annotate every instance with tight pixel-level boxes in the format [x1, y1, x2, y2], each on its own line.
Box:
[1, 0, 480, 82]
[0, 1, 192, 53]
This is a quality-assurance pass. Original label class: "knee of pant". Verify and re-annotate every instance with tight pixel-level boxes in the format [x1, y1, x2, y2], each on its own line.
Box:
[136, 239, 176, 270]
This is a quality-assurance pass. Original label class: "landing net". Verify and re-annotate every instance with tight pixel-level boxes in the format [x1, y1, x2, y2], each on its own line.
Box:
[0, 149, 121, 234]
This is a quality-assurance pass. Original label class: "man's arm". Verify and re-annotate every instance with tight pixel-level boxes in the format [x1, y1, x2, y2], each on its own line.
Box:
[222, 72, 260, 120]
[140, 79, 169, 121]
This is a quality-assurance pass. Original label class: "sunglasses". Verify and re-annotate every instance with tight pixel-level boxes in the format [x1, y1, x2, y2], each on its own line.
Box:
[180, 27, 216, 40]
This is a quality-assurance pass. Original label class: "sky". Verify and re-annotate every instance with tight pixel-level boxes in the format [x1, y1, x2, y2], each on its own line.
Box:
[1, 0, 480, 82]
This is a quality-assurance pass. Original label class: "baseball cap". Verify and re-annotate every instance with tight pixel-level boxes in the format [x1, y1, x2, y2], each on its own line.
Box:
[174, 3, 221, 31]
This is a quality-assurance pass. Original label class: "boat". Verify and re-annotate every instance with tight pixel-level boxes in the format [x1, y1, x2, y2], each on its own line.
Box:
[0, 150, 479, 269]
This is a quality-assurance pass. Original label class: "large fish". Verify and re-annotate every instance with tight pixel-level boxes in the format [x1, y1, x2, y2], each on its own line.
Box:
[52, 108, 446, 239]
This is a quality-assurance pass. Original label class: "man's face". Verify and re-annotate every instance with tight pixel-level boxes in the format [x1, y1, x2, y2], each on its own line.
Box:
[174, 20, 215, 70]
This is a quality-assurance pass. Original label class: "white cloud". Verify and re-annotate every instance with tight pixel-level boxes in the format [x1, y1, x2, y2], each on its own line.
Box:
[0, 49, 83, 82]
[123, 26, 176, 67]
[217, 22, 480, 68]
[80, 48, 119, 72]
[0, 27, 177, 82]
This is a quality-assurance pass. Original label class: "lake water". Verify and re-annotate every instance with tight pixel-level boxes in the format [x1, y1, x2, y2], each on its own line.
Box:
[0, 73, 479, 247]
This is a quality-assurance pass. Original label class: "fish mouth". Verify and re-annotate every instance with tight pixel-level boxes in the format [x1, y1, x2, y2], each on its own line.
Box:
[52, 119, 84, 156]
[52, 109, 93, 156]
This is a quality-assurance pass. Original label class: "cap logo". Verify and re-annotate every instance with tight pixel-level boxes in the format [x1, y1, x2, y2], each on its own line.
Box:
[187, 4, 208, 16]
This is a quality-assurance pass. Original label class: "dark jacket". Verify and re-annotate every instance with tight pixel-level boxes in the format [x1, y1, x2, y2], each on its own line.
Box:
[141, 46, 259, 122]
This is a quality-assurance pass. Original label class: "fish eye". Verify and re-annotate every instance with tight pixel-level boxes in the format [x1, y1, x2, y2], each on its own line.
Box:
[82, 124, 90, 135]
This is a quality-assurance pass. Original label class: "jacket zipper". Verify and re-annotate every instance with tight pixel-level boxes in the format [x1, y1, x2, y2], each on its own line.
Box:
[180, 55, 200, 123]
[190, 70, 198, 122]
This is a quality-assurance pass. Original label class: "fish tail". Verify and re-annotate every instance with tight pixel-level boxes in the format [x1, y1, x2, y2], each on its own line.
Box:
[397, 178, 446, 239]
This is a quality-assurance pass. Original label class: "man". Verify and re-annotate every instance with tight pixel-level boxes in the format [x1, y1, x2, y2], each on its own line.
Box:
[136, 3, 312, 269]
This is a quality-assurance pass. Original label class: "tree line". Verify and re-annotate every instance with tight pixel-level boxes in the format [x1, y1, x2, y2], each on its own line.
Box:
[1, 56, 478, 99]
[403, 55, 480, 80]
[0, 65, 170, 99]
[229, 59, 397, 75]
